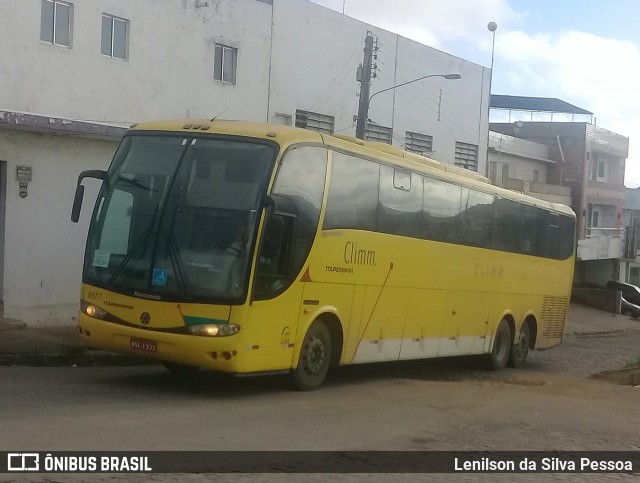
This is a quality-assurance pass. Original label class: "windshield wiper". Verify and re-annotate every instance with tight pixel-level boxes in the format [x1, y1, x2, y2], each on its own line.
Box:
[116, 175, 154, 192]
[163, 230, 191, 295]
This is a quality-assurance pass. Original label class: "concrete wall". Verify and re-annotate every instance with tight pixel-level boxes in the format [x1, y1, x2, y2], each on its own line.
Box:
[573, 259, 618, 288]
[0, 130, 117, 323]
[571, 287, 620, 313]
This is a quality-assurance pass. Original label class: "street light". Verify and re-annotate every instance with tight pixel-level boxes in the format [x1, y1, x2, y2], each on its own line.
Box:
[485, 21, 498, 177]
[368, 73, 462, 105]
[356, 73, 462, 139]
[487, 21, 497, 109]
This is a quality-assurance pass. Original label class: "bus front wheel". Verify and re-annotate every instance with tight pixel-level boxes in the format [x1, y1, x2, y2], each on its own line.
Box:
[488, 319, 511, 370]
[292, 321, 332, 391]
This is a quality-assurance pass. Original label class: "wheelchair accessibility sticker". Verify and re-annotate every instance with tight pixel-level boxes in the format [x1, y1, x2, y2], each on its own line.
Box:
[152, 268, 168, 286]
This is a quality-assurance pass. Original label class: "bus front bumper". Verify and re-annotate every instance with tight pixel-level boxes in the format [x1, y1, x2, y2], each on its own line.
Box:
[78, 313, 243, 372]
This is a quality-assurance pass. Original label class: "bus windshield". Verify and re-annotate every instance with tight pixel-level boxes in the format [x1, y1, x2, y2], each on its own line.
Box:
[83, 134, 276, 302]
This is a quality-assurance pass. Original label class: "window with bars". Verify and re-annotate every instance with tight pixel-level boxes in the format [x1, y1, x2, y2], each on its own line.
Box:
[214, 44, 237, 84]
[454, 141, 479, 171]
[101, 14, 128, 60]
[366, 123, 393, 144]
[405, 131, 433, 154]
[40, 0, 72, 47]
[295, 110, 335, 135]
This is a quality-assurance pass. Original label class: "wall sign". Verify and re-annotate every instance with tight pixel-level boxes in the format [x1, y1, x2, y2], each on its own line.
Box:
[16, 166, 32, 182]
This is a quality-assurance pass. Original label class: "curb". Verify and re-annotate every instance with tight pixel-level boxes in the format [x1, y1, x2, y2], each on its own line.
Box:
[0, 350, 156, 367]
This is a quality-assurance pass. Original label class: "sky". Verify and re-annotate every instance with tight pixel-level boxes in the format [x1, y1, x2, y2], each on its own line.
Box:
[310, 0, 640, 187]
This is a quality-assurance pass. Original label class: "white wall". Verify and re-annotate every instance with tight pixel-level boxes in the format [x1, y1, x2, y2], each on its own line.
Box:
[0, 0, 273, 123]
[269, 0, 490, 172]
[0, 0, 490, 324]
[0, 0, 489, 168]
[0, 130, 117, 323]
[487, 151, 549, 184]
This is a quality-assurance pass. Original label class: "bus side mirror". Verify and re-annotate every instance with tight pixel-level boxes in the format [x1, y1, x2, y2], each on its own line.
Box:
[71, 170, 107, 223]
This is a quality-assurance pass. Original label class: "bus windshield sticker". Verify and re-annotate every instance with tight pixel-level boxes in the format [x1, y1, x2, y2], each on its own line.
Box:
[92, 249, 111, 268]
[152, 268, 169, 287]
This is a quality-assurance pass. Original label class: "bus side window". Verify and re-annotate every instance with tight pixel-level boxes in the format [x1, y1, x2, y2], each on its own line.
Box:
[253, 146, 327, 300]
[257, 214, 289, 276]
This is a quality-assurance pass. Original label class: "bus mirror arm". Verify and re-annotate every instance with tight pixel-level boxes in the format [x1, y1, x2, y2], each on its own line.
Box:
[262, 194, 276, 217]
[71, 170, 107, 223]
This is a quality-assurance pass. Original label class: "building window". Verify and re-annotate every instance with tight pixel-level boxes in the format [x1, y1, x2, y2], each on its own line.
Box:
[295, 110, 335, 135]
[366, 123, 393, 144]
[454, 141, 479, 171]
[101, 15, 129, 60]
[214, 44, 237, 84]
[405, 131, 433, 154]
[40, 0, 72, 47]
[591, 158, 607, 182]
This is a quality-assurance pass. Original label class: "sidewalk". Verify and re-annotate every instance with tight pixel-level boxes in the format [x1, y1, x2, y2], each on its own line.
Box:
[0, 317, 149, 366]
[0, 303, 638, 366]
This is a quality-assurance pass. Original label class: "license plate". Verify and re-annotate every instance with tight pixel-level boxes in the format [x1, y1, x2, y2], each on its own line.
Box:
[130, 337, 157, 352]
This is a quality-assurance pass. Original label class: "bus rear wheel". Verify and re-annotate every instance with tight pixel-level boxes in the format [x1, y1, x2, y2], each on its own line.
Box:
[508, 321, 530, 368]
[291, 321, 332, 391]
[487, 319, 511, 370]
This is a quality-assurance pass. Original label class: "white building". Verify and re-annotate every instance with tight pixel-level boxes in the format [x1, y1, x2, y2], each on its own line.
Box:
[0, 0, 490, 325]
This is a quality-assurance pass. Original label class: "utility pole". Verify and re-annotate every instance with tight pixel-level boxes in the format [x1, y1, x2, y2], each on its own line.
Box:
[355, 31, 375, 140]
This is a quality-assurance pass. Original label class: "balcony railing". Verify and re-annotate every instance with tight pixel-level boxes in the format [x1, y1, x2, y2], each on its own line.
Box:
[577, 227, 624, 261]
[501, 178, 572, 205]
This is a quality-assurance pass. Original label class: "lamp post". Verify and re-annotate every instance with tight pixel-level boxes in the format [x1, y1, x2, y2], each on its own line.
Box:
[485, 22, 497, 177]
[487, 22, 497, 115]
[356, 73, 461, 140]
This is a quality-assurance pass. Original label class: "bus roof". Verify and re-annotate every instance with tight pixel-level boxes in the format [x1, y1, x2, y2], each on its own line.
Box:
[129, 119, 325, 144]
[128, 119, 575, 218]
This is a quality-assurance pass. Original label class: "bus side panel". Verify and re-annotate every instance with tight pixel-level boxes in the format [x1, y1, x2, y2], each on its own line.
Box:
[399, 289, 446, 360]
[343, 285, 366, 364]
[438, 291, 492, 357]
[241, 282, 305, 373]
[352, 287, 408, 363]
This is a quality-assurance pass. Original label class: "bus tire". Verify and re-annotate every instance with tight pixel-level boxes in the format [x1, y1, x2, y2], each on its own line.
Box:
[487, 319, 511, 370]
[508, 321, 530, 368]
[291, 321, 332, 391]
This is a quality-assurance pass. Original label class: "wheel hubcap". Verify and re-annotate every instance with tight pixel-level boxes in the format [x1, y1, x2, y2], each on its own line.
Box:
[303, 336, 325, 374]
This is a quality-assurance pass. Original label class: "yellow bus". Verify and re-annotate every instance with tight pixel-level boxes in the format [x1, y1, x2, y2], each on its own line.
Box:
[71, 120, 576, 390]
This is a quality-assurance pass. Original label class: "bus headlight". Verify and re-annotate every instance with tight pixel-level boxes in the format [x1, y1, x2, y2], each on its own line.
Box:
[81, 301, 108, 320]
[187, 324, 240, 337]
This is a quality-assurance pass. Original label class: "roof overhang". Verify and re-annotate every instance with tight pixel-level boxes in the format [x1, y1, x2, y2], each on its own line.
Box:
[0, 110, 127, 141]
[490, 95, 593, 116]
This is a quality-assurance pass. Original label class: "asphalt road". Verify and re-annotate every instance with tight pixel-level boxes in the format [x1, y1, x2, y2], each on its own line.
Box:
[1, 304, 639, 482]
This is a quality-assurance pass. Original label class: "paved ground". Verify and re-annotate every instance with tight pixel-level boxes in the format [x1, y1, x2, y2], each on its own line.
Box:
[1, 302, 638, 367]
[1, 303, 639, 482]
